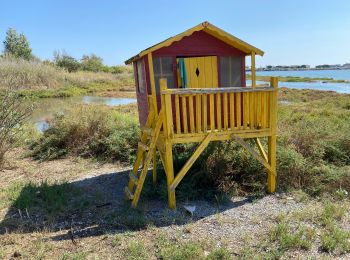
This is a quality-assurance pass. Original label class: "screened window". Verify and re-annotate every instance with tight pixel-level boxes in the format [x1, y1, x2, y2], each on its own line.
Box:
[136, 60, 145, 93]
[153, 56, 175, 93]
[220, 56, 242, 87]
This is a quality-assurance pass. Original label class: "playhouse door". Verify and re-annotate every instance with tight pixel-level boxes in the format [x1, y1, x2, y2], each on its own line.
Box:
[178, 56, 218, 88]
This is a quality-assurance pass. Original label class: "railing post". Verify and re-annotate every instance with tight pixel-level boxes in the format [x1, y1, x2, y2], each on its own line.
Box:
[251, 52, 256, 88]
[160, 78, 173, 138]
[267, 77, 278, 193]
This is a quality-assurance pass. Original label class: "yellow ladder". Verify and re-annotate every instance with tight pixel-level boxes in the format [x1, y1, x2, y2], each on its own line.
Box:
[124, 108, 163, 208]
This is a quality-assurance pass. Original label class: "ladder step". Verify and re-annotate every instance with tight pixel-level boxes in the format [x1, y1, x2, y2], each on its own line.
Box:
[141, 126, 153, 136]
[129, 172, 139, 185]
[124, 187, 134, 200]
[138, 142, 149, 151]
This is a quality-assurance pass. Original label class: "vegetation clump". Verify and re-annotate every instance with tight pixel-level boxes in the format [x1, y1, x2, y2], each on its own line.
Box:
[29, 105, 139, 163]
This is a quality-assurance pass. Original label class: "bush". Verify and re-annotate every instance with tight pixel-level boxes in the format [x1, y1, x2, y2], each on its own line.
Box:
[0, 90, 33, 168]
[29, 105, 139, 163]
[53, 51, 81, 72]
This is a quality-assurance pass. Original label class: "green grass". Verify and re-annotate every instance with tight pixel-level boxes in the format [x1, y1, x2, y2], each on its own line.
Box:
[126, 241, 149, 260]
[321, 224, 350, 253]
[270, 219, 315, 251]
[1, 180, 80, 214]
[155, 234, 231, 260]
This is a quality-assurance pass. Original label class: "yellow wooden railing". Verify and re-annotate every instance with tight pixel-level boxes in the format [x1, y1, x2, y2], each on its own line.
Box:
[159, 78, 278, 140]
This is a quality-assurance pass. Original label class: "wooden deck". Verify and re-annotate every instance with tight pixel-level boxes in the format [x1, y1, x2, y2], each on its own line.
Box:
[126, 77, 278, 209]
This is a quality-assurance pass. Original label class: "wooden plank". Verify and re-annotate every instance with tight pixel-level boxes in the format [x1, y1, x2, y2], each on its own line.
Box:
[256, 92, 261, 128]
[243, 92, 248, 129]
[196, 94, 201, 132]
[171, 129, 272, 144]
[202, 94, 207, 132]
[223, 92, 228, 130]
[229, 92, 234, 129]
[261, 92, 266, 128]
[236, 93, 241, 129]
[181, 96, 188, 133]
[209, 93, 215, 130]
[175, 94, 181, 134]
[161, 86, 275, 95]
[216, 93, 222, 131]
[170, 133, 213, 191]
[249, 92, 255, 129]
[188, 95, 195, 133]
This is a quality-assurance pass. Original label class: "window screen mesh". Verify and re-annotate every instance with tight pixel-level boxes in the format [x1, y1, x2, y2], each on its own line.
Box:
[136, 60, 145, 93]
[220, 56, 242, 87]
[153, 56, 175, 93]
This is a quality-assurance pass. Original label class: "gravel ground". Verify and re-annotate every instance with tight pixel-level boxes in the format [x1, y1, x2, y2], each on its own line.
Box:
[1, 151, 349, 259]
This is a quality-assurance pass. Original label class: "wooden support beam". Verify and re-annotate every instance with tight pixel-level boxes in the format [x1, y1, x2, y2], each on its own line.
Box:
[231, 135, 272, 172]
[255, 138, 268, 162]
[170, 133, 213, 192]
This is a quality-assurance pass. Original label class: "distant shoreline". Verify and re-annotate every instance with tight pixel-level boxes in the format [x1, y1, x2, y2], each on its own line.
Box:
[247, 68, 350, 72]
[245, 74, 350, 83]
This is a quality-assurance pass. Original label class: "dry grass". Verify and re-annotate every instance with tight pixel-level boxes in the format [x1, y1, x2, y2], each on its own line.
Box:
[0, 56, 134, 92]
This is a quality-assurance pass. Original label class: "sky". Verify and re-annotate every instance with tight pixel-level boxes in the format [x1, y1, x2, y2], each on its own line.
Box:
[1, 0, 350, 67]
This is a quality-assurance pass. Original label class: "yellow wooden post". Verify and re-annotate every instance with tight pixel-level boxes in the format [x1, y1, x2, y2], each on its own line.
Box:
[164, 140, 176, 209]
[267, 77, 278, 193]
[152, 150, 157, 184]
[159, 78, 176, 209]
[251, 52, 256, 88]
[148, 53, 158, 112]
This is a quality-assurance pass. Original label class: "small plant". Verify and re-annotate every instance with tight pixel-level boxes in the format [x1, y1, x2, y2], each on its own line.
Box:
[335, 188, 348, 200]
[270, 219, 315, 252]
[207, 247, 231, 260]
[125, 241, 148, 260]
[321, 224, 350, 253]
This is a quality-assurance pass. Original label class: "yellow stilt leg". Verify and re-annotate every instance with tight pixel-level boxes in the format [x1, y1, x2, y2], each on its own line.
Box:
[164, 141, 176, 209]
[153, 149, 157, 184]
[267, 135, 276, 193]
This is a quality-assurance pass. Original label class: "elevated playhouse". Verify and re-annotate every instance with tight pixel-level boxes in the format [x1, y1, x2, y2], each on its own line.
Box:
[124, 21, 278, 209]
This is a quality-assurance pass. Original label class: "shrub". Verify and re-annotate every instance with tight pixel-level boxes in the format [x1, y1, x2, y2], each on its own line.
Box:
[29, 105, 139, 163]
[53, 51, 81, 72]
[80, 54, 104, 72]
[0, 90, 33, 168]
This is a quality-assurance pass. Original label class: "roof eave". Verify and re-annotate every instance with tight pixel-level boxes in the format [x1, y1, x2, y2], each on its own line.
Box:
[124, 21, 264, 64]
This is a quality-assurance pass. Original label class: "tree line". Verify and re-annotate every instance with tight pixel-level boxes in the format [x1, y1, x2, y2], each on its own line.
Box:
[1, 28, 125, 73]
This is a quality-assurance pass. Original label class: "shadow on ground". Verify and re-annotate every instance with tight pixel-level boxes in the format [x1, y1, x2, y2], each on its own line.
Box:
[0, 169, 260, 241]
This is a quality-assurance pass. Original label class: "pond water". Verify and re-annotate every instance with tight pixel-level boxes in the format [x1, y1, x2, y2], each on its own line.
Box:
[256, 69, 350, 80]
[32, 96, 136, 132]
[246, 80, 350, 94]
[247, 69, 350, 94]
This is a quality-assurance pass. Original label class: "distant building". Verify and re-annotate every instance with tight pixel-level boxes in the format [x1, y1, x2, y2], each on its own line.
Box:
[342, 63, 350, 69]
